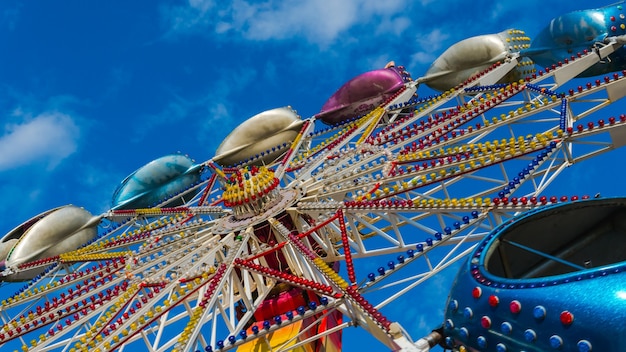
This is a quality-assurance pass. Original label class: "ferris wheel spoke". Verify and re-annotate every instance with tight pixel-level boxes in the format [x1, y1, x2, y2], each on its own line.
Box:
[275, 119, 316, 180]
[374, 245, 478, 312]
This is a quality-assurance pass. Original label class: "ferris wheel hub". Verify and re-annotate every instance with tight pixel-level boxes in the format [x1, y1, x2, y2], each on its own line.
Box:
[222, 166, 282, 220]
[213, 168, 306, 234]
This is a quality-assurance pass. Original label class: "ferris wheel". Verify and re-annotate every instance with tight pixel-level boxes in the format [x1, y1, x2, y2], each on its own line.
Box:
[2, 4, 626, 352]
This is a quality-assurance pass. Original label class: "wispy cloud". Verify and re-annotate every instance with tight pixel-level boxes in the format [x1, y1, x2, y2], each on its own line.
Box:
[409, 28, 451, 67]
[163, 0, 412, 47]
[162, 0, 557, 83]
[0, 112, 80, 171]
[75, 163, 127, 214]
[1, 5, 20, 31]
[130, 65, 258, 156]
[192, 66, 260, 152]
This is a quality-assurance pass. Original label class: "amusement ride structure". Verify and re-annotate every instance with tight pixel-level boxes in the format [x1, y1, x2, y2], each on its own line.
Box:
[2, 2, 626, 352]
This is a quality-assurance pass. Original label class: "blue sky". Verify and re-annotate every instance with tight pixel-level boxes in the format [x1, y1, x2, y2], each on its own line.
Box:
[1, 1, 626, 350]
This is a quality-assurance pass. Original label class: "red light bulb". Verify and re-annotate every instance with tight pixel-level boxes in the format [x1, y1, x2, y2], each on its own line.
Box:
[480, 316, 492, 329]
[509, 300, 522, 314]
[560, 311, 574, 325]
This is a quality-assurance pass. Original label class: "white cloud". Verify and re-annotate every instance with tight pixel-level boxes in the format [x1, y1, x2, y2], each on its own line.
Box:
[415, 28, 448, 52]
[363, 54, 397, 72]
[166, 0, 215, 33]
[196, 67, 259, 149]
[0, 112, 80, 171]
[201, 102, 235, 143]
[409, 28, 451, 68]
[130, 65, 258, 152]
[410, 51, 435, 67]
[164, 0, 411, 47]
[1, 5, 20, 31]
[74, 163, 126, 214]
[376, 16, 411, 37]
